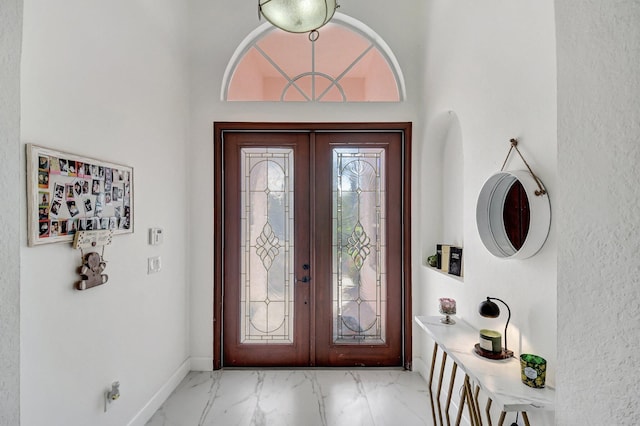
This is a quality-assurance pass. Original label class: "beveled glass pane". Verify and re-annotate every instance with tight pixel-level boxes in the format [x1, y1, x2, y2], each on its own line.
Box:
[240, 148, 294, 344]
[332, 148, 386, 344]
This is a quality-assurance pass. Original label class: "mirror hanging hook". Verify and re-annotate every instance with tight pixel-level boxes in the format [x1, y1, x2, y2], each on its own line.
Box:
[500, 138, 547, 196]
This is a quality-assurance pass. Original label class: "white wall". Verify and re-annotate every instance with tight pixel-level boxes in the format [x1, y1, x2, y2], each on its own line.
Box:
[187, 0, 428, 367]
[416, 1, 557, 424]
[0, 1, 23, 424]
[556, 1, 640, 424]
[19, 1, 190, 425]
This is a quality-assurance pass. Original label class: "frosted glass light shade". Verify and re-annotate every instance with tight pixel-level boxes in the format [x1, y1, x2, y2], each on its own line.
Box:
[259, 0, 338, 33]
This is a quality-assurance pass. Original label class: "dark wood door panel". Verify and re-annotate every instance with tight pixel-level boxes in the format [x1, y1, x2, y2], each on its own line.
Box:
[222, 132, 310, 367]
[214, 123, 412, 369]
[313, 132, 403, 367]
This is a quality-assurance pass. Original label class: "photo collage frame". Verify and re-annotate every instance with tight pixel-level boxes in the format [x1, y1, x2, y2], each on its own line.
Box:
[27, 144, 134, 246]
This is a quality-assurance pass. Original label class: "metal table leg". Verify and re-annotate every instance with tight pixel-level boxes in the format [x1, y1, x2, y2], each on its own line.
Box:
[455, 382, 466, 426]
[464, 375, 483, 426]
[485, 398, 493, 426]
[445, 362, 458, 426]
[436, 352, 448, 425]
[428, 344, 439, 426]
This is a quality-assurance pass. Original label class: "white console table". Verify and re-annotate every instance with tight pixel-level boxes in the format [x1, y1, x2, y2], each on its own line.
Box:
[415, 316, 555, 426]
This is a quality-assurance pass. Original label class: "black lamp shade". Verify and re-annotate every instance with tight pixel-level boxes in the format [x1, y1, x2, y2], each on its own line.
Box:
[479, 298, 500, 318]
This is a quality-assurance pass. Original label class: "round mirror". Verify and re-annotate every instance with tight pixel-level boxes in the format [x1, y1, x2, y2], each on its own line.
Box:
[476, 170, 551, 259]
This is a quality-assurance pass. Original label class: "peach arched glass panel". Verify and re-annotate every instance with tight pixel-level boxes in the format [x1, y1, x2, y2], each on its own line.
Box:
[223, 13, 405, 102]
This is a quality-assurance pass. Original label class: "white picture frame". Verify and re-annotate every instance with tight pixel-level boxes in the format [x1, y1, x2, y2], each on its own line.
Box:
[26, 144, 134, 246]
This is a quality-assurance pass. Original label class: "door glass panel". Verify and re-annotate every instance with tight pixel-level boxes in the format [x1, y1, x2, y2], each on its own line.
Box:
[240, 148, 294, 344]
[332, 148, 386, 344]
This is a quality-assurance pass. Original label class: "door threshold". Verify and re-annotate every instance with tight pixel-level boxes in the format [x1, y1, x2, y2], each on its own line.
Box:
[221, 366, 407, 371]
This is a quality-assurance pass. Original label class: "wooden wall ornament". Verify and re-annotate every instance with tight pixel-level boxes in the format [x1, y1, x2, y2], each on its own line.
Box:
[78, 252, 108, 290]
[73, 230, 113, 290]
[73, 229, 113, 249]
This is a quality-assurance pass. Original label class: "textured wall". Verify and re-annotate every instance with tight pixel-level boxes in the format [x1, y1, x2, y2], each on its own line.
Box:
[556, 1, 640, 424]
[0, 0, 22, 424]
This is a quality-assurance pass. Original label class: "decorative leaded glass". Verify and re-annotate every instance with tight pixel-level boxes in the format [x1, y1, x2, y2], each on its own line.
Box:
[240, 148, 294, 344]
[223, 18, 406, 102]
[332, 148, 386, 344]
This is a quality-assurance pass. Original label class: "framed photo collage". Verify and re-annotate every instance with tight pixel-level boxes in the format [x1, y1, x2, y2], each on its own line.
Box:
[27, 144, 134, 246]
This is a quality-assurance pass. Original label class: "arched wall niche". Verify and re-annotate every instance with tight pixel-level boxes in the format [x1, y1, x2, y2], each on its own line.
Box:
[421, 111, 464, 263]
[221, 12, 406, 102]
[442, 112, 464, 247]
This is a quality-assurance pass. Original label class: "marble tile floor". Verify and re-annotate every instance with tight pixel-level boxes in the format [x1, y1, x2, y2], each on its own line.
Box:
[146, 369, 431, 426]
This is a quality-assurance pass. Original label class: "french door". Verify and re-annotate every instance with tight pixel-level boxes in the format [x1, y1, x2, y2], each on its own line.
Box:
[215, 123, 411, 368]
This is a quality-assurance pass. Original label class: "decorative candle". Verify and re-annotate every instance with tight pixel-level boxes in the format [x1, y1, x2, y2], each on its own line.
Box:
[520, 354, 547, 388]
[438, 298, 456, 325]
[479, 329, 502, 353]
[439, 298, 457, 315]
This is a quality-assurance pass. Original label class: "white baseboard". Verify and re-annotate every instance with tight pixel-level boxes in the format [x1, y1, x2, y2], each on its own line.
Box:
[190, 357, 214, 371]
[127, 358, 191, 426]
[413, 356, 430, 382]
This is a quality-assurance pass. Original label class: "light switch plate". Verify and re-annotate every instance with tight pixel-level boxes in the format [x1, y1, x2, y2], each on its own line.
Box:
[148, 256, 161, 274]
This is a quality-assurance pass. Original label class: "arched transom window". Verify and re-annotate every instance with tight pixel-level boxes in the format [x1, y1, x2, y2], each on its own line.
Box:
[222, 13, 405, 102]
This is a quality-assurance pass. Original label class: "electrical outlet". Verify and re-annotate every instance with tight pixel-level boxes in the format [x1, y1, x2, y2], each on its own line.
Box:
[104, 381, 120, 412]
[148, 256, 162, 274]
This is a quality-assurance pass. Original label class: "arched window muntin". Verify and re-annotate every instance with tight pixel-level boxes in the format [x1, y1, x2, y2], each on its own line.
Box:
[221, 12, 407, 102]
[283, 71, 348, 102]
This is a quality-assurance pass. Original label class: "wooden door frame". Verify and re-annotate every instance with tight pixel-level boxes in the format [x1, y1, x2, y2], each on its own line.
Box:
[213, 122, 412, 370]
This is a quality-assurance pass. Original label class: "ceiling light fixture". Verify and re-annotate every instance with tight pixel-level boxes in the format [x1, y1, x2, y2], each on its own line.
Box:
[259, 0, 339, 34]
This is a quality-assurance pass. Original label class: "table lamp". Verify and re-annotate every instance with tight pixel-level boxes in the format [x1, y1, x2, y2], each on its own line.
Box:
[475, 297, 514, 359]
